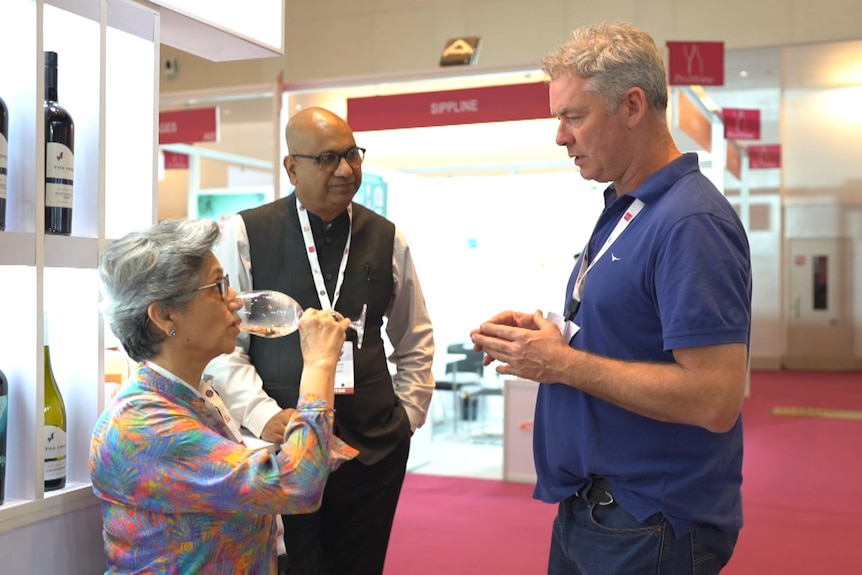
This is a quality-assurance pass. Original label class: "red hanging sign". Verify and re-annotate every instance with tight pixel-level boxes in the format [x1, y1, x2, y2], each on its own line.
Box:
[667, 41, 724, 86]
[723, 108, 761, 140]
[748, 144, 781, 169]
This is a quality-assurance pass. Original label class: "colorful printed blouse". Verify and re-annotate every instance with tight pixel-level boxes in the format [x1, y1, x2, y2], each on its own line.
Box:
[90, 364, 357, 574]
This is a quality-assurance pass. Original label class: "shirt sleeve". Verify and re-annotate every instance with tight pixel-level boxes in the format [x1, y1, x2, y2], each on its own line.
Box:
[205, 214, 283, 437]
[91, 392, 357, 516]
[385, 227, 436, 431]
[657, 212, 752, 351]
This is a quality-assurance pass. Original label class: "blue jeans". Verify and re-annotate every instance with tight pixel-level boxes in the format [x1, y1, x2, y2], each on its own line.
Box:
[548, 489, 738, 574]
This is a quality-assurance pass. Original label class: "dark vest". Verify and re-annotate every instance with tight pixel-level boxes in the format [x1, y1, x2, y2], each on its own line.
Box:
[240, 194, 408, 464]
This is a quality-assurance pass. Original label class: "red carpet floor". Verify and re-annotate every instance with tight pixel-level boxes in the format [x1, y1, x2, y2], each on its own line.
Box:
[384, 370, 862, 574]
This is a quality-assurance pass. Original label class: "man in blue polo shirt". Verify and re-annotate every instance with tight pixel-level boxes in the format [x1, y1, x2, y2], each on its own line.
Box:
[471, 21, 752, 575]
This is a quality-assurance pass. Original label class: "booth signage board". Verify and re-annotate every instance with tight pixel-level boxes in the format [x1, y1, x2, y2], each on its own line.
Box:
[346, 82, 550, 131]
[159, 107, 219, 144]
[354, 172, 388, 217]
[723, 108, 761, 140]
[727, 143, 741, 180]
[677, 89, 712, 152]
[667, 41, 724, 86]
[748, 144, 781, 169]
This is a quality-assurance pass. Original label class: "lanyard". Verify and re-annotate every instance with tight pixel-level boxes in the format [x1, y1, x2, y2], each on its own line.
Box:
[296, 197, 352, 311]
[569, 198, 645, 311]
[143, 362, 245, 444]
[199, 376, 245, 444]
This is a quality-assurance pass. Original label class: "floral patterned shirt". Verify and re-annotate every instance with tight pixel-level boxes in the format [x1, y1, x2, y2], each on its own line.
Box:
[90, 364, 357, 574]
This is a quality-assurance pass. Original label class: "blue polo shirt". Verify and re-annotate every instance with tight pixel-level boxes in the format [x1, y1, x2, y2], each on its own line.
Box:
[532, 153, 751, 537]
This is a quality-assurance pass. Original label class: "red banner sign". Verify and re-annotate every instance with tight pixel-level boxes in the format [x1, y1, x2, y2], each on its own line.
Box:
[667, 41, 724, 86]
[723, 108, 761, 140]
[346, 82, 550, 131]
[163, 151, 189, 170]
[748, 144, 781, 169]
[159, 107, 219, 144]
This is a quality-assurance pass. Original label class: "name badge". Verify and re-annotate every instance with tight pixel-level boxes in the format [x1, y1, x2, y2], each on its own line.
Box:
[334, 341, 355, 395]
[547, 311, 580, 342]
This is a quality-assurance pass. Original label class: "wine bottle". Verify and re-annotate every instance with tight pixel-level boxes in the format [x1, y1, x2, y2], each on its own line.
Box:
[0, 94, 8, 232]
[44, 51, 74, 235]
[0, 365, 8, 505]
[43, 314, 67, 491]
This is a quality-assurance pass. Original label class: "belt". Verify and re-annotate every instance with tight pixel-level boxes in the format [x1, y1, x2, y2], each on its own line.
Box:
[574, 477, 614, 506]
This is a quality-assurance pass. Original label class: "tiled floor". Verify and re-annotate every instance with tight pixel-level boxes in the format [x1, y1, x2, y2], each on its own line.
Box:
[411, 392, 505, 480]
[417, 434, 504, 480]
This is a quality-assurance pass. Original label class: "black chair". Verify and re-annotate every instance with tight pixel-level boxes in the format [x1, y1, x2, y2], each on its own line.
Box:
[462, 379, 504, 441]
[434, 343, 486, 431]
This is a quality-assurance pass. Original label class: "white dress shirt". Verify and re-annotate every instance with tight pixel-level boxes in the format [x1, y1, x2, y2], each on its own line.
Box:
[205, 210, 435, 437]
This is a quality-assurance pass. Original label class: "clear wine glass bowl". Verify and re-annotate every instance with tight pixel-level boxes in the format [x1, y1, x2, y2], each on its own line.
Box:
[236, 290, 366, 349]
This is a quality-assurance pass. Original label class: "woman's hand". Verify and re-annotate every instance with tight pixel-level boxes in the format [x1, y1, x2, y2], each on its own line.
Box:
[298, 308, 350, 371]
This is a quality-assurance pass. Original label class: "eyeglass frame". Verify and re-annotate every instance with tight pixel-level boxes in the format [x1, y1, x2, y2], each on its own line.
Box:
[291, 146, 366, 170]
[194, 274, 231, 301]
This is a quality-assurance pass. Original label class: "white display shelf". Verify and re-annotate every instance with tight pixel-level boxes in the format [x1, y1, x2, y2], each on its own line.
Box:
[148, 0, 284, 61]
[0, 0, 282, 539]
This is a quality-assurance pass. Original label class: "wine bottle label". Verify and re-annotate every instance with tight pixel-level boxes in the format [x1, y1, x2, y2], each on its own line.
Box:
[45, 142, 74, 208]
[0, 133, 7, 200]
[44, 425, 67, 481]
[1, 395, 7, 470]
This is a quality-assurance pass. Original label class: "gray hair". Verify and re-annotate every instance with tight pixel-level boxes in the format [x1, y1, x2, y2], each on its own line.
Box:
[98, 218, 221, 361]
[541, 21, 669, 114]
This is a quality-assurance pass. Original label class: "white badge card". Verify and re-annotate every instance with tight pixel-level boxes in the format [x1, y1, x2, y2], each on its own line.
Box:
[547, 311, 580, 342]
[334, 341, 355, 394]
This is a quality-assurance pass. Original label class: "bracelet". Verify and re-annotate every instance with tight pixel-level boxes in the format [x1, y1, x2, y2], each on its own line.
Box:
[296, 406, 336, 414]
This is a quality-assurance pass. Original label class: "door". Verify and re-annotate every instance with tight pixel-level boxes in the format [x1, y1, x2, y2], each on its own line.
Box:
[784, 238, 856, 369]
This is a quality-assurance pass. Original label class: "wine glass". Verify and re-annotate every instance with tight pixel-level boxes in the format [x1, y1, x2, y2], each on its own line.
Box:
[236, 290, 366, 349]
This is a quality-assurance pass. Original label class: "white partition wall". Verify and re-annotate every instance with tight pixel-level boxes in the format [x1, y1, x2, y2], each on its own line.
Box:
[0, 0, 284, 570]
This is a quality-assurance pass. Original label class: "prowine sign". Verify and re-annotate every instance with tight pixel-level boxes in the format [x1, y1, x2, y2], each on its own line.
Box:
[666, 41, 724, 86]
[723, 108, 761, 140]
[159, 107, 219, 144]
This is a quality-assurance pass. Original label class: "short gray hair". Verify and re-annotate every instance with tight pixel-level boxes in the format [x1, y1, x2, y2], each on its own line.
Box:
[541, 21, 668, 114]
[98, 218, 221, 361]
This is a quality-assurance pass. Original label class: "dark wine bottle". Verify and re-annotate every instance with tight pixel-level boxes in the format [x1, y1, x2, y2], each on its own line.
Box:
[0, 365, 8, 505]
[44, 51, 74, 235]
[43, 314, 67, 491]
[0, 94, 8, 232]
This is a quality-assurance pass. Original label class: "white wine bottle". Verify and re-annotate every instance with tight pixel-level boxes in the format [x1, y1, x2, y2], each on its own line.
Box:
[43, 314, 67, 491]
[44, 51, 74, 235]
[0, 364, 8, 504]
[0, 94, 8, 232]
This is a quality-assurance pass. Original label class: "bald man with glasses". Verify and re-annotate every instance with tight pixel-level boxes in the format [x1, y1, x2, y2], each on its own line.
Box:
[206, 107, 435, 575]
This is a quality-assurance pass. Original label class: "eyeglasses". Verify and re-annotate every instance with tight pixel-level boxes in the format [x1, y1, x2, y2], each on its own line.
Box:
[292, 147, 366, 170]
[194, 274, 230, 301]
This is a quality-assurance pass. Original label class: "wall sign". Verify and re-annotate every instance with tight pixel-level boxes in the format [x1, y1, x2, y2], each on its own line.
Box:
[159, 107, 219, 144]
[163, 151, 189, 169]
[347, 82, 549, 131]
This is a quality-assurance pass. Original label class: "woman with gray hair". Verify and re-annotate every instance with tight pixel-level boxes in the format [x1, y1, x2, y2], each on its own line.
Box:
[91, 218, 357, 574]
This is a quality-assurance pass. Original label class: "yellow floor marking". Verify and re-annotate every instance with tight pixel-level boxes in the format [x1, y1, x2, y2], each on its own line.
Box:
[771, 406, 862, 420]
